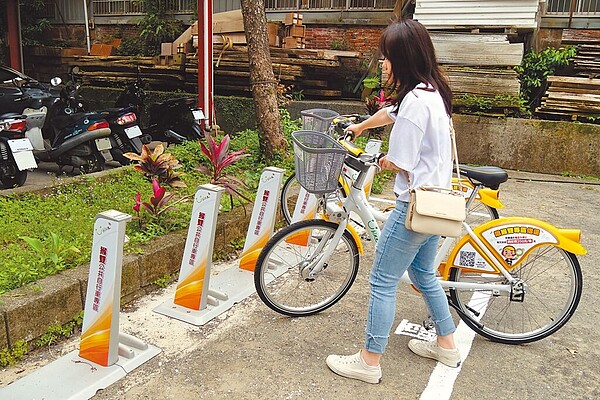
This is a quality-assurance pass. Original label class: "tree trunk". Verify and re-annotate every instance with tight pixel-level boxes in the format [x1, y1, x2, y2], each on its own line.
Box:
[239, 0, 288, 160]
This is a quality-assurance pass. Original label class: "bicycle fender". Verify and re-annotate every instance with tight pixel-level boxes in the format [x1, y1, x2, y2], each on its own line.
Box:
[452, 178, 504, 209]
[345, 224, 364, 255]
[440, 217, 587, 279]
[478, 188, 504, 209]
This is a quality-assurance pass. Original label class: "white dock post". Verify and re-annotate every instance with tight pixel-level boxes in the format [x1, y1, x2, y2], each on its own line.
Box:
[0, 210, 161, 400]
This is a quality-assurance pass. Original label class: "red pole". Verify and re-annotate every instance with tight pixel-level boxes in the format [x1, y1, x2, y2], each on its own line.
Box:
[197, 1, 214, 128]
[6, 0, 23, 71]
[207, 0, 213, 128]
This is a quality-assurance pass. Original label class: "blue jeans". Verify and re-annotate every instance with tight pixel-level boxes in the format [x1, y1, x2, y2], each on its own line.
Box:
[365, 201, 456, 354]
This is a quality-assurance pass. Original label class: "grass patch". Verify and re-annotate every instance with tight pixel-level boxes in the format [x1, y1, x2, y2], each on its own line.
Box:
[0, 110, 394, 295]
[0, 111, 300, 295]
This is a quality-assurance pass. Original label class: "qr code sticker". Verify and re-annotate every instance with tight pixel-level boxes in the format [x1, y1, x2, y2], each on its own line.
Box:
[459, 251, 476, 267]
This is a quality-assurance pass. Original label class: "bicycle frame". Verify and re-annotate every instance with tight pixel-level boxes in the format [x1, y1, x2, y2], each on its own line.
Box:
[309, 162, 585, 296]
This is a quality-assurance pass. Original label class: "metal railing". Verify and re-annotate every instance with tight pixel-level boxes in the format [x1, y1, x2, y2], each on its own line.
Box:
[264, 0, 395, 10]
[92, 0, 196, 16]
[545, 0, 600, 15]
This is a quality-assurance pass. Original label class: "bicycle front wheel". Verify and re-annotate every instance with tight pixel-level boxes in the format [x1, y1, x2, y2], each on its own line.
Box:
[449, 245, 583, 344]
[254, 219, 360, 317]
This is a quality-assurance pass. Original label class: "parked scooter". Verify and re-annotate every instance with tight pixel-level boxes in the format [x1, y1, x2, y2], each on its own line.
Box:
[28, 75, 113, 174]
[114, 68, 206, 145]
[69, 66, 146, 165]
[0, 114, 38, 188]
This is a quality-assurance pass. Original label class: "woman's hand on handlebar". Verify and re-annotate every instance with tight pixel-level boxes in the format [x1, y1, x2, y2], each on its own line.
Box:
[344, 123, 363, 141]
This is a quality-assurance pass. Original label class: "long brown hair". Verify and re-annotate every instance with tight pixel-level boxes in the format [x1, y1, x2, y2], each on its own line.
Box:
[379, 19, 452, 116]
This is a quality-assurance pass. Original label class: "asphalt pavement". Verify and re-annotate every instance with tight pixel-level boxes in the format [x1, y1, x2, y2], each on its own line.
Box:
[1, 170, 599, 400]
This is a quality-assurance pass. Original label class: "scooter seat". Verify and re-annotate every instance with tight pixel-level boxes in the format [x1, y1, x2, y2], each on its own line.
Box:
[0, 113, 25, 119]
[101, 107, 135, 118]
[151, 97, 193, 108]
[52, 112, 102, 129]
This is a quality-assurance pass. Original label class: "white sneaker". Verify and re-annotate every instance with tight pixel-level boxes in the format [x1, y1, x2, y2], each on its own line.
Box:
[408, 339, 461, 368]
[326, 351, 382, 384]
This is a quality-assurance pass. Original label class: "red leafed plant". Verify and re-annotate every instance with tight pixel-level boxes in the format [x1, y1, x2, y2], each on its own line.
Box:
[125, 144, 186, 187]
[133, 178, 188, 227]
[365, 89, 391, 115]
[196, 133, 251, 207]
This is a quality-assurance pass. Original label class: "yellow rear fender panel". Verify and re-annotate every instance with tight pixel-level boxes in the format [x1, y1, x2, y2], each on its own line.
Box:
[441, 217, 586, 278]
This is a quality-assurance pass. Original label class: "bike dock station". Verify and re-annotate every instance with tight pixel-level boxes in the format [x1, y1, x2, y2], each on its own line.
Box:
[154, 167, 285, 326]
[0, 210, 161, 400]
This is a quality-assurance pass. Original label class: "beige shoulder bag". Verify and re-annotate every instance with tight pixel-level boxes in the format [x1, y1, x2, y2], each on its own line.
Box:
[404, 119, 466, 237]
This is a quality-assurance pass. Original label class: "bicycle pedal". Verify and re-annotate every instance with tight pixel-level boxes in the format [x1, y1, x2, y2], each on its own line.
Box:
[423, 319, 435, 331]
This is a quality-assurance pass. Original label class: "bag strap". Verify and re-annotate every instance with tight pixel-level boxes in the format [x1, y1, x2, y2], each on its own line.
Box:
[450, 119, 464, 190]
[402, 118, 462, 191]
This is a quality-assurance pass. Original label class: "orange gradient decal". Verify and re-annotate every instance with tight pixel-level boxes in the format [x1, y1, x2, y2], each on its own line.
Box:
[239, 229, 271, 271]
[174, 256, 207, 310]
[79, 305, 113, 366]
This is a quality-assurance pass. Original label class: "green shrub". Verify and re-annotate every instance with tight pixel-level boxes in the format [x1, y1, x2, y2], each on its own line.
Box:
[514, 46, 577, 109]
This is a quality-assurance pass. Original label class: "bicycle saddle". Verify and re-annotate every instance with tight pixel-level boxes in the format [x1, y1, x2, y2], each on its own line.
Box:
[455, 165, 508, 190]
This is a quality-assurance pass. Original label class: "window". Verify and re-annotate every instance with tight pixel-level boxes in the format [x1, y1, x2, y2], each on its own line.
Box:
[92, 0, 196, 16]
[546, 0, 600, 14]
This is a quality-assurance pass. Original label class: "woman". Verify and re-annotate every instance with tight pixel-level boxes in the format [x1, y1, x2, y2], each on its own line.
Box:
[325, 19, 461, 384]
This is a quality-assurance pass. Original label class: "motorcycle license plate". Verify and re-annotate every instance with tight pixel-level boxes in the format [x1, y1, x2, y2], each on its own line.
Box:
[7, 138, 33, 153]
[192, 109, 205, 121]
[95, 137, 112, 151]
[125, 125, 143, 139]
[7, 139, 37, 171]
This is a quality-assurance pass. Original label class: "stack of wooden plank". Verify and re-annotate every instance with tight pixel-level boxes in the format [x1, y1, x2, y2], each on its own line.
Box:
[572, 44, 600, 78]
[562, 29, 600, 78]
[431, 32, 523, 99]
[536, 29, 600, 119]
[30, 48, 360, 99]
[205, 10, 281, 47]
[199, 45, 360, 98]
[536, 76, 600, 120]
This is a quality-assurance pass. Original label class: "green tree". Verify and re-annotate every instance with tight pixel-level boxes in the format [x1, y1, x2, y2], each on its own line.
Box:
[118, 0, 183, 56]
[240, 0, 288, 160]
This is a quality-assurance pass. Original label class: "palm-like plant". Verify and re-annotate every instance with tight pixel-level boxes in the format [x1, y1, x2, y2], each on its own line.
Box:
[196, 133, 251, 207]
[125, 144, 186, 187]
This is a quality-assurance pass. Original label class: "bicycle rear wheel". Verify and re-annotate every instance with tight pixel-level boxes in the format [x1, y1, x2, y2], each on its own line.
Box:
[280, 174, 303, 224]
[466, 201, 498, 226]
[280, 174, 347, 225]
[254, 219, 360, 317]
[449, 245, 582, 344]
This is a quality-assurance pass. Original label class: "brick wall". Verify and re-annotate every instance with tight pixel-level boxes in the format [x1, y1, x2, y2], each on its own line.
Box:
[305, 25, 384, 57]
[45, 24, 142, 47]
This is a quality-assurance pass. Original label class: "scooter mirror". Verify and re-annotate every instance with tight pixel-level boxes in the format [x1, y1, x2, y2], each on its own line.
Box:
[51, 77, 62, 86]
[71, 66, 81, 74]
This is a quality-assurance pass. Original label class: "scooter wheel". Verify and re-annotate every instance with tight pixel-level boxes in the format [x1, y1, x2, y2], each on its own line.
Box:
[110, 148, 133, 166]
[1, 170, 27, 189]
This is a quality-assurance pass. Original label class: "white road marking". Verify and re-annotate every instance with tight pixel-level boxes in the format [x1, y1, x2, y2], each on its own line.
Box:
[419, 291, 490, 400]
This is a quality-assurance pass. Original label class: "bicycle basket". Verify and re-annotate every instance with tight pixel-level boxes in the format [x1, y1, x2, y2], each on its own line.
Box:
[300, 109, 340, 133]
[292, 130, 348, 194]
